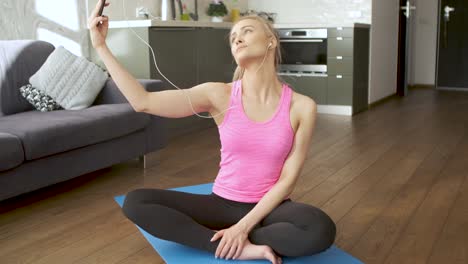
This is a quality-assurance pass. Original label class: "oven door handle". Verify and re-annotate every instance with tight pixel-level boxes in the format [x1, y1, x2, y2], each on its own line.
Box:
[280, 39, 324, 43]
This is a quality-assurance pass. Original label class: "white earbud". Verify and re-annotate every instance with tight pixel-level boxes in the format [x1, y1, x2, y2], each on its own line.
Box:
[268, 42, 272, 48]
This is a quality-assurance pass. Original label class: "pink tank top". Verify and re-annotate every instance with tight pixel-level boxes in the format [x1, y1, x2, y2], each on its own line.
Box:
[212, 80, 295, 203]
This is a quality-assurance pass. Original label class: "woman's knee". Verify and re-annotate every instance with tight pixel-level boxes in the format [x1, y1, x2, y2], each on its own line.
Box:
[121, 188, 150, 220]
[281, 206, 336, 256]
[305, 209, 336, 254]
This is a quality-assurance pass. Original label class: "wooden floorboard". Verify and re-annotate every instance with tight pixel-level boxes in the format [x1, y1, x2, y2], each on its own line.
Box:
[426, 169, 468, 264]
[348, 117, 467, 262]
[115, 246, 164, 264]
[1, 88, 468, 264]
[383, 131, 468, 264]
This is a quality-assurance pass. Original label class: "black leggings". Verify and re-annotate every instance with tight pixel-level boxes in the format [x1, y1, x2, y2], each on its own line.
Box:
[122, 188, 336, 257]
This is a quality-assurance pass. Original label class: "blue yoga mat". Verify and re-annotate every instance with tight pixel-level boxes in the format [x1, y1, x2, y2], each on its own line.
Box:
[114, 183, 363, 264]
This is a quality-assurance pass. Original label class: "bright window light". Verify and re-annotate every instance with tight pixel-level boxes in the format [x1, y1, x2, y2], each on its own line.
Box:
[37, 28, 82, 56]
[35, 0, 80, 31]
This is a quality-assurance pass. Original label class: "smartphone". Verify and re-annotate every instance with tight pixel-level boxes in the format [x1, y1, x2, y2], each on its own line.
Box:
[97, 0, 105, 16]
[97, 0, 106, 27]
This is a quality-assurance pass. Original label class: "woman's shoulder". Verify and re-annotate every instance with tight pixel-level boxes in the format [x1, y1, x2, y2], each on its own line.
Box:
[290, 90, 317, 110]
[204, 81, 233, 96]
[289, 89, 317, 131]
[195, 81, 232, 95]
[199, 82, 233, 108]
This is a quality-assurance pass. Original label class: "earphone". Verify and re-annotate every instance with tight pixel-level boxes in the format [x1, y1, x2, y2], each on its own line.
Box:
[121, 0, 271, 119]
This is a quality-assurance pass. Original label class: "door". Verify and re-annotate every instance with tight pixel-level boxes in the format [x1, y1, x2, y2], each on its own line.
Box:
[436, 0, 468, 91]
[397, 0, 416, 96]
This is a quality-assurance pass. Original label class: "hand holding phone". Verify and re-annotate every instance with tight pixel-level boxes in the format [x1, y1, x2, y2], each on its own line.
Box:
[88, 0, 110, 49]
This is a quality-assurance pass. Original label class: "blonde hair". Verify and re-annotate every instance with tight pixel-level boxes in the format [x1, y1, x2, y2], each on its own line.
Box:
[230, 15, 282, 81]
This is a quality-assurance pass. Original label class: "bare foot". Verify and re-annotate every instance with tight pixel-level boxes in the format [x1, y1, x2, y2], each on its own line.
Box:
[235, 239, 282, 264]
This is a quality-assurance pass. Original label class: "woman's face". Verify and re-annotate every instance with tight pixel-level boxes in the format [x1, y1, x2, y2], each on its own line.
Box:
[229, 19, 270, 67]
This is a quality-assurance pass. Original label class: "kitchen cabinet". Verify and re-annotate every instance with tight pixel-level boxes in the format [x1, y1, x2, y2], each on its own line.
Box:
[328, 38, 353, 57]
[327, 28, 354, 38]
[149, 28, 198, 88]
[197, 28, 235, 83]
[327, 75, 353, 105]
[148, 27, 234, 139]
[328, 57, 353, 75]
[327, 26, 370, 115]
[280, 74, 327, 105]
[276, 25, 369, 116]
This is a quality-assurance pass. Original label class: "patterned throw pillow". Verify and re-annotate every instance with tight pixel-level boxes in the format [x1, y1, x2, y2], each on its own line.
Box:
[19, 84, 63, 112]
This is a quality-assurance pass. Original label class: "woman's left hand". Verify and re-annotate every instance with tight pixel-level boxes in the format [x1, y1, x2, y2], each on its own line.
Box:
[210, 223, 249, 260]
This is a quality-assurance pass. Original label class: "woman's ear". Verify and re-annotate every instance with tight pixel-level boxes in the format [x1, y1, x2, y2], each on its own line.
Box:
[269, 38, 277, 49]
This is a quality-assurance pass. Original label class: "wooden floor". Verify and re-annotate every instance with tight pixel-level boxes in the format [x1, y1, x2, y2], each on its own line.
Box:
[1, 87, 468, 264]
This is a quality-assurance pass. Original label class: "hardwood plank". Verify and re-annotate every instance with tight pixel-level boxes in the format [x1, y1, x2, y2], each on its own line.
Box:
[292, 109, 427, 200]
[322, 119, 467, 225]
[32, 211, 137, 264]
[349, 123, 467, 263]
[73, 232, 148, 264]
[426, 172, 468, 264]
[382, 132, 468, 264]
[0, 163, 144, 238]
[302, 102, 406, 168]
[297, 109, 429, 206]
[331, 112, 463, 252]
[0, 197, 120, 256]
[2, 208, 124, 263]
[320, 132, 416, 222]
[115, 246, 163, 264]
[334, 139, 432, 251]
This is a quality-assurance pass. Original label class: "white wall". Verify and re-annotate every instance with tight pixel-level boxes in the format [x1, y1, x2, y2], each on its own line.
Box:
[87, 0, 248, 21]
[369, 0, 399, 103]
[248, 0, 372, 24]
[409, 0, 438, 85]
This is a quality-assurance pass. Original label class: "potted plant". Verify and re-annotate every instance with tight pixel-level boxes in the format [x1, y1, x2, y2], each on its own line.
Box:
[206, 0, 228, 22]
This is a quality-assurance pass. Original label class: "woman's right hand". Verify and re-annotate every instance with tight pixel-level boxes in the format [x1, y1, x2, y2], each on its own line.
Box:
[88, 0, 110, 49]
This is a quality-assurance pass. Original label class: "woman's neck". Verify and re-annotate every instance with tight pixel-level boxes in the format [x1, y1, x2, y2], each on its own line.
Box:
[241, 59, 282, 103]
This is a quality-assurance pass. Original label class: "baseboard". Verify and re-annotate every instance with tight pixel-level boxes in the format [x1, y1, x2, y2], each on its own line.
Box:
[436, 86, 468, 92]
[369, 93, 398, 109]
[409, 84, 435, 90]
[317, 105, 353, 116]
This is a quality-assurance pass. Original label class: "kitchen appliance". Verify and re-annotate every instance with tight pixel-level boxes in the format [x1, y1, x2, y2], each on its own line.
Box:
[278, 28, 328, 74]
[161, 0, 198, 21]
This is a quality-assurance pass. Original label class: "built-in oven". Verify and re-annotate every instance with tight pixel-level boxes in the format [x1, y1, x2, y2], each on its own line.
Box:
[278, 28, 328, 74]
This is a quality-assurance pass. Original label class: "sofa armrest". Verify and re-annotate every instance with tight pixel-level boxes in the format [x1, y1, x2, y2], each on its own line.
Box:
[93, 78, 166, 105]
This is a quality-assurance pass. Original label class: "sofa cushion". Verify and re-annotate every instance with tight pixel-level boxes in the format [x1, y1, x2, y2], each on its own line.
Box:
[29, 46, 108, 110]
[0, 132, 24, 171]
[0, 104, 150, 160]
[0, 40, 55, 116]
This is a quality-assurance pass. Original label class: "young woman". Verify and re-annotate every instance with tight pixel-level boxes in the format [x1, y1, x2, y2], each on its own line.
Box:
[88, 2, 335, 264]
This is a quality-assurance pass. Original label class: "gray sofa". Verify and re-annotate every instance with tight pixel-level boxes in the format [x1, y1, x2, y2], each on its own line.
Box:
[0, 40, 168, 201]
